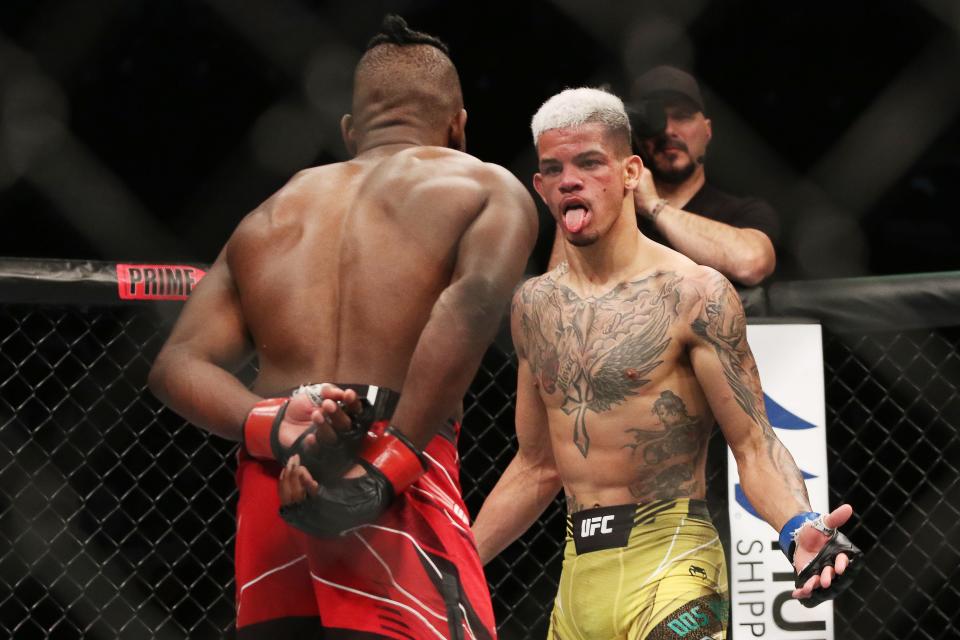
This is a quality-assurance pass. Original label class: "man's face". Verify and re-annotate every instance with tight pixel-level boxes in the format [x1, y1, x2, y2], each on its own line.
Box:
[533, 123, 634, 247]
[640, 97, 712, 184]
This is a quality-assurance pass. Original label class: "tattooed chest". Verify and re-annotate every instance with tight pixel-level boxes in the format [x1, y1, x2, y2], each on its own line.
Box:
[522, 279, 681, 402]
[518, 272, 684, 457]
[526, 310, 663, 396]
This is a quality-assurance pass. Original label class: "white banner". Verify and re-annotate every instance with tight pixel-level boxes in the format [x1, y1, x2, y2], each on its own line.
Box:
[728, 323, 832, 640]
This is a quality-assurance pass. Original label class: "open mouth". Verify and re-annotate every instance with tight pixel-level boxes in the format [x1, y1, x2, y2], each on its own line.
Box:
[562, 201, 590, 234]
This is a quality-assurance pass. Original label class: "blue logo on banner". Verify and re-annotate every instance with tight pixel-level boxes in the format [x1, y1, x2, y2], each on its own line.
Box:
[764, 393, 816, 430]
[735, 470, 817, 518]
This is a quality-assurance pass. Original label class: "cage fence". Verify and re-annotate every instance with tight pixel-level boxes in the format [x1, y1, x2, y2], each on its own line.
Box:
[1, 266, 959, 639]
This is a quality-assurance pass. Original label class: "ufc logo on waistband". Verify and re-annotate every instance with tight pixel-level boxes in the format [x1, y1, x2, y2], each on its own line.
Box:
[580, 515, 614, 537]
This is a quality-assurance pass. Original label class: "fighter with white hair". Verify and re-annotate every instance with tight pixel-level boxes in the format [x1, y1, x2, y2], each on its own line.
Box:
[472, 87, 861, 639]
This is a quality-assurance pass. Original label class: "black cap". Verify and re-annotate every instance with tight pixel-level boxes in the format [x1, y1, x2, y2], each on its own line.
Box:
[634, 65, 704, 112]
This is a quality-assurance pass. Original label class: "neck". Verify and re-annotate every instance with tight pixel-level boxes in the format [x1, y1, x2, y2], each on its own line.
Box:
[563, 205, 645, 291]
[355, 121, 450, 156]
[655, 164, 706, 208]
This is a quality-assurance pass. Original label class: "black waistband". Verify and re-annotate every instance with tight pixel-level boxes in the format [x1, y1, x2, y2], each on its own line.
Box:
[569, 499, 712, 555]
[340, 384, 402, 422]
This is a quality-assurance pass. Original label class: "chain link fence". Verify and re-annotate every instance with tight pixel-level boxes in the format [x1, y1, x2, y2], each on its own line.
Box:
[1, 266, 958, 639]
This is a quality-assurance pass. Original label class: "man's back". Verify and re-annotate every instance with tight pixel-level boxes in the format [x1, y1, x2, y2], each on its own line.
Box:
[228, 146, 514, 395]
[147, 17, 539, 638]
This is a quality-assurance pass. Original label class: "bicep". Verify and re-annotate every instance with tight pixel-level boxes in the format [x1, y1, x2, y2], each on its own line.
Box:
[690, 341, 765, 456]
[160, 253, 252, 369]
[687, 274, 771, 455]
[514, 358, 556, 468]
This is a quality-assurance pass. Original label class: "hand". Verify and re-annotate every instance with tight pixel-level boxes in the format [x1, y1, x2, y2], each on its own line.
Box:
[278, 384, 363, 452]
[279, 426, 428, 537]
[633, 165, 662, 220]
[243, 383, 366, 486]
[278, 454, 318, 506]
[791, 504, 858, 601]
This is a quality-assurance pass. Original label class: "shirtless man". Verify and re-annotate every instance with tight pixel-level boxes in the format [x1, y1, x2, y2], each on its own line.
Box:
[472, 88, 859, 639]
[148, 16, 536, 639]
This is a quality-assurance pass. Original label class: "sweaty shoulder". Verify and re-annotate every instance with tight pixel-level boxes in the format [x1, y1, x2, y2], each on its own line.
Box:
[684, 264, 735, 298]
[510, 266, 569, 357]
[227, 164, 357, 251]
[513, 262, 568, 307]
[676, 265, 742, 337]
[375, 147, 532, 220]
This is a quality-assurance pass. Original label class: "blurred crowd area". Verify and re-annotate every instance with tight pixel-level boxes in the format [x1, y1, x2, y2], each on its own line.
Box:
[0, 0, 959, 280]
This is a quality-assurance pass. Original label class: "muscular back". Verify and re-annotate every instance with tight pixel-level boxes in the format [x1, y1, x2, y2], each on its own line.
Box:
[228, 146, 517, 395]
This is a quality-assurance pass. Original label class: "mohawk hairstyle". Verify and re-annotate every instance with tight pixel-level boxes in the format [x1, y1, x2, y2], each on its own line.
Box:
[366, 14, 450, 55]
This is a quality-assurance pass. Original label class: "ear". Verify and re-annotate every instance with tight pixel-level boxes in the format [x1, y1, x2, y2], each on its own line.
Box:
[340, 114, 357, 156]
[448, 108, 468, 151]
[532, 172, 548, 205]
[623, 154, 643, 192]
[704, 116, 713, 145]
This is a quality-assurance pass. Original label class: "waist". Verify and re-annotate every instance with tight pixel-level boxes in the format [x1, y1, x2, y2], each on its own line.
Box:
[567, 499, 713, 555]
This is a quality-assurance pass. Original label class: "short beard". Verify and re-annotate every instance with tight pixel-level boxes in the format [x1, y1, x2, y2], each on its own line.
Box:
[650, 157, 698, 184]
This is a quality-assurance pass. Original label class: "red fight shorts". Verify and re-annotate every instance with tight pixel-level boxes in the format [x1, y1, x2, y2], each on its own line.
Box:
[233, 421, 496, 639]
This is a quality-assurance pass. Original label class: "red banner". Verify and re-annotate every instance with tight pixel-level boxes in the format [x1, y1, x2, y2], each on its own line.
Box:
[116, 264, 207, 301]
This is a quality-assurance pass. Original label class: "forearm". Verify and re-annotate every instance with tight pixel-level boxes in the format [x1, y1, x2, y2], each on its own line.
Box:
[473, 453, 562, 564]
[734, 439, 811, 532]
[391, 275, 510, 448]
[652, 206, 774, 285]
[148, 347, 259, 442]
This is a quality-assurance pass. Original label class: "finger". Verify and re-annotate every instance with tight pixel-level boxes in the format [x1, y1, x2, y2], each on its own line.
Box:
[823, 503, 853, 529]
[306, 409, 337, 444]
[296, 467, 320, 496]
[820, 565, 835, 589]
[342, 389, 361, 413]
[310, 406, 333, 425]
[834, 553, 849, 575]
[321, 398, 353, 431]
[278, 469, 294, 504]
[807, 574, 821, 593]
[295, 466, 315, 488]
[318, 383, 345, 401]
[793, 574, 819, 599]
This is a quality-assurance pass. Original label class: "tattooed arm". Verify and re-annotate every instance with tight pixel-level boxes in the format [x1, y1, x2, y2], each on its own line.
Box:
[687, 269, 811, 532]
[473, 282, 563, 565]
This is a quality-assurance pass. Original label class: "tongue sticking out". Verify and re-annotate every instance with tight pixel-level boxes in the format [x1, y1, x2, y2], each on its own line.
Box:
[564, 207, 587, 233]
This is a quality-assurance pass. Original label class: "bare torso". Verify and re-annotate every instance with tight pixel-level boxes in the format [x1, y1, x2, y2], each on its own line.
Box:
[515, 256, 716, 511]
[226, 145, 494, 396]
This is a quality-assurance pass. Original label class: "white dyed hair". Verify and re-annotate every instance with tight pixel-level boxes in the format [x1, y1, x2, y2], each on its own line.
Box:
[530, 87, 631, 146]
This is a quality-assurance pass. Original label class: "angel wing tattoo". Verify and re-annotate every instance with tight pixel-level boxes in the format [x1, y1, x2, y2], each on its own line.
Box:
[517, 270, 682, 457]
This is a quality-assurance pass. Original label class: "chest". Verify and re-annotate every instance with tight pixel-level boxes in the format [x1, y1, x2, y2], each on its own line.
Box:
[520, 281, 689, 404]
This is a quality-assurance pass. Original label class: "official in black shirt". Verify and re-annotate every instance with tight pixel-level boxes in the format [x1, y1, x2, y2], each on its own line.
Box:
[632, 66, 778, 286]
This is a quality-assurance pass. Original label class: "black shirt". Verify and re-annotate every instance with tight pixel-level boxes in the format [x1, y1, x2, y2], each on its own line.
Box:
[639, 182, 780, 247]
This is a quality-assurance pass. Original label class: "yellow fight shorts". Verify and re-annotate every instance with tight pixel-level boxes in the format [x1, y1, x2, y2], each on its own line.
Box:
[549, 499, 728, 640]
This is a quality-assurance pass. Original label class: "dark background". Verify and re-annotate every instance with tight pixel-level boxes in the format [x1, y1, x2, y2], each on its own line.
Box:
[1, 0, 959, 279]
